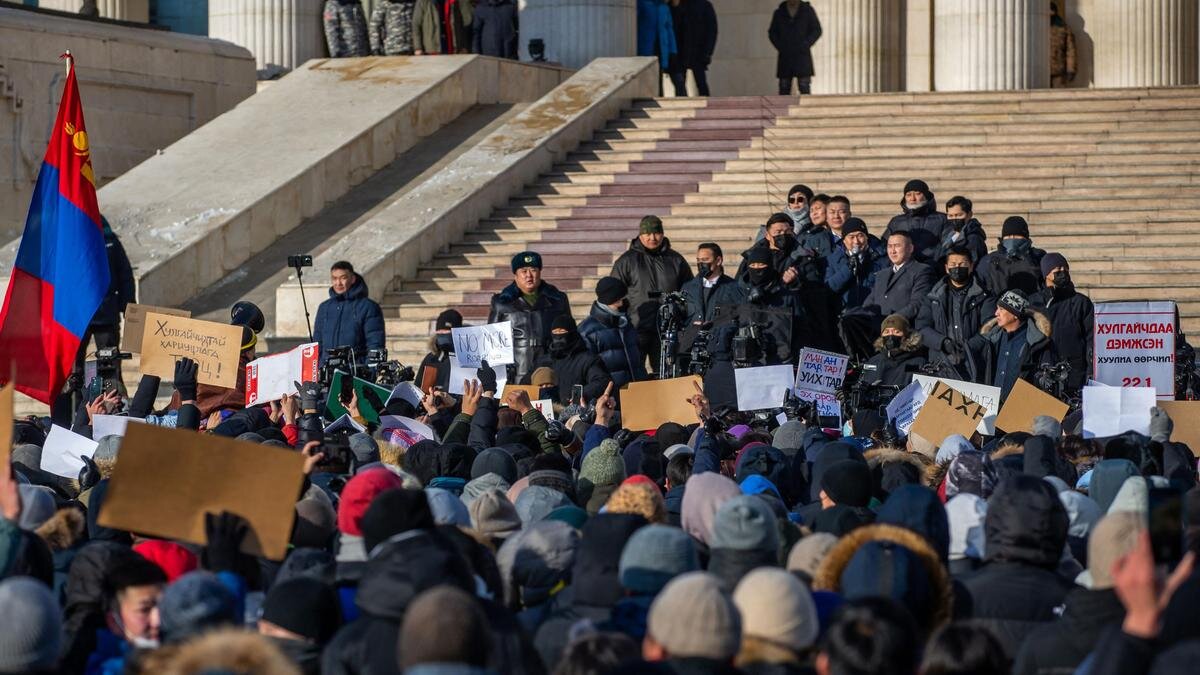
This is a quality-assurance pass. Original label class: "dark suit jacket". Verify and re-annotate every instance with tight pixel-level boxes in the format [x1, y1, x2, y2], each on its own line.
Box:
[864, 260, 934, 321]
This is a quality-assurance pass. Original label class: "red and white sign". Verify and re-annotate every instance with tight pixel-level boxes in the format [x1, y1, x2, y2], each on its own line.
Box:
[1093, 301, 1175, 400]
[245, 343, 319, 405]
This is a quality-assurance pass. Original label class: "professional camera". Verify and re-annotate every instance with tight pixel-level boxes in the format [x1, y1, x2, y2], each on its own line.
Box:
[731, 319, 767, 367]
[288, 254, 313, 269]
[841, 363, 901, 419]
[657, 291, 690, 378]
[1176, 337, 1198, 400]
[688, 324, 714, 376]
[82, 347, 132, 402]
[1035, 361, 1073, 403]
[365, 348, 414, 387]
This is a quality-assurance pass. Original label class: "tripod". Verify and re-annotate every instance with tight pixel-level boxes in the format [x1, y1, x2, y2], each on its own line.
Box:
[292, 260, 315, 342]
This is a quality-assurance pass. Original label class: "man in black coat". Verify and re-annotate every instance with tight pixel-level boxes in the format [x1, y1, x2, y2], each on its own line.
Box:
[680, 243, 742, 326]
[916, 246, 997, 381]
[883, 179, 952, 264]
[471, 0, 517, 59]
[416, 309, 462, 392]
[313, 260, 385, 368]
[578, 277, 646, 387]
[667, 0, 718, 96]
[1029, 252, 1093, 394]
[959, 475, 1074, 660]
[863, 231, 935, 323]
[767, 0, 821, 95]
[89, 217, 136, 350]
[536, 314, 609, 405]
[967, 290, 1058, 402]
[488, 251, 571, 385]
[977, 216, 1047, 297]
[609, 215, 694, 375]
[935, 195, 989, 264]
[862, 314, 927, 387]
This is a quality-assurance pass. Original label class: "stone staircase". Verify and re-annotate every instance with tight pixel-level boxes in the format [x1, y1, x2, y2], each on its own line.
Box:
[380, 86, 1200, 369]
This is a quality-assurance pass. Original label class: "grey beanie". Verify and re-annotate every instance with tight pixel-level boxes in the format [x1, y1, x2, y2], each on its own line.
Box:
[426, 488, 470, 527]
[471, 447, 519, 484]
[235, 432, 266, 444]
[1031, 415, 1062, 440]
[463, 473, 512, 506]
[619, 524, 700, 594]
[710, 495, 779, 553]
[772, 420, 808, 456]
[469, 488, 522, 539]
[92, 435, 122, 463]
[515, 485, 574, 524]
[158, 571, 238, 644]
[0, 577, 61, 672]
[786, 533, 838, 580]
[349, 432, 380, 465]
[647, 572, 742, 660]
[16, 486, 56, 532]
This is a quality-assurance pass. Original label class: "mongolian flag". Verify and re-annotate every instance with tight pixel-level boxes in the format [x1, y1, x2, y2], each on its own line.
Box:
[0, 53, 110, 403]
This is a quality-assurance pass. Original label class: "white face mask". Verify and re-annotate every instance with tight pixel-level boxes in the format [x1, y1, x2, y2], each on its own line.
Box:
[907, 198, 927, 211]
[110, 612, 160, 650]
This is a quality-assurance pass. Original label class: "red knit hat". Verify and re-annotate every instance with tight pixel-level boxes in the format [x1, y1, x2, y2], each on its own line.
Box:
[133, 539, 198, 583]
[337, 468, 405, 536]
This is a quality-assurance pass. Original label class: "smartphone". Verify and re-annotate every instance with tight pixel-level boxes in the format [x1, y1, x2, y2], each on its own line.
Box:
[1149, 487, 1184, 567]
[84, 376, 104, 402]
[570, 384, 583, 406]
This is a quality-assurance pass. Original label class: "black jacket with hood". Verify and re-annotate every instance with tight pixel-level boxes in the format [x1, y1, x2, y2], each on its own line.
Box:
[862, 332, 928, 387]
[578, 301, 646, 387]
[534, 333, 610, 405]
[1029, 284, 1094, 391]
[916, 276, 997, 381]
[1012, 586, 1125, 675]
[883, 190, 951, 264]
[610, 236, 694, 335]
[767, 0, 821, 79]
[489, 280, 572, 385]
[668, 0, 718, 71]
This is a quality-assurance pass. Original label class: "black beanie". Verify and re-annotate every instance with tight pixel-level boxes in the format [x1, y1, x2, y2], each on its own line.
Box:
[360, 488, 435, 553]
[595, 277, 627, 305]
[261, 577, 342, 644]
[436, 309, 463, 330]
[821, 459, 873, 508]
[902, 179, 929, 196]
[551, 314, 578, 334]
[745, 246, 773, 266]
[1001, 216, 1030, 237]
[841, 217, 868, 237]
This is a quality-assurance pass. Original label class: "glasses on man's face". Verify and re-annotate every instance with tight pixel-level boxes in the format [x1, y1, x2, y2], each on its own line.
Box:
[788, 196, 805, 204]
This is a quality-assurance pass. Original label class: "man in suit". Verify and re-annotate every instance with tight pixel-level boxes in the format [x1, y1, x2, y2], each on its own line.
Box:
[864, 231, 934, 323]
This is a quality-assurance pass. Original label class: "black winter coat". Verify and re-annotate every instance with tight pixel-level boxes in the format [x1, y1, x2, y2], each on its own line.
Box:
[534, 341, 610, 405]
[967, 309, 1058, 402]
[977, 245, 1047, 297]
[932, 217, 989, 264]
[578, 302, 646, 387]
[472, 0, 517, 58]
[862, 333, 927, 387]
[312, 277, 385, 367]
[916, 278, 996, 381]
[767, 1, 821, 79]
[1029, 285, 1094, 391]
[884, 199, 952, 264]
[610, 237, 694, 334]
[91, 228, 135, 327]
[1012, 587, 1124, 675]
[488, 280, 571, 385]
[680, 273, 744, 325]
[669, 0, 718, 71]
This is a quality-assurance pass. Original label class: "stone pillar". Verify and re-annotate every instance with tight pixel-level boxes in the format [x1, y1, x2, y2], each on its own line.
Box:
[208, 0, 326, 78]
[934, 0, 1049, 91]
[97, 0, 149, 22]
[517, 0, 636, 70]
[1086, 0, 1198, 87]
[808, 0, 903, 93]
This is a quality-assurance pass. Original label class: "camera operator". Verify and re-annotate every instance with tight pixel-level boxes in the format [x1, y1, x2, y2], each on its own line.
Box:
[416, 309, 463, 391]
[535, 315, 609, 405]
[313, 260, 385, 368]
[862, 314, 928, 387]
[915, 246, 996, 382]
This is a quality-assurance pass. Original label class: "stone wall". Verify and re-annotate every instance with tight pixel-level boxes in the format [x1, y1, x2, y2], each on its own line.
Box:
[0, 6, 256, 237]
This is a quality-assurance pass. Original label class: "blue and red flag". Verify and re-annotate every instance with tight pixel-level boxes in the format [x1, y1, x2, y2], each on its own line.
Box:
[0, 54, 110, 403]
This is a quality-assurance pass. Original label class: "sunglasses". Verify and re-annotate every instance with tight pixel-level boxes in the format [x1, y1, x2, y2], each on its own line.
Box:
[788, 196, 805, 204]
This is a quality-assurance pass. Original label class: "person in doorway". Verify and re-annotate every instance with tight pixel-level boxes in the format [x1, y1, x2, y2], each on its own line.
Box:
[768, 0, 821, 96]
[667, 0, 718, 97]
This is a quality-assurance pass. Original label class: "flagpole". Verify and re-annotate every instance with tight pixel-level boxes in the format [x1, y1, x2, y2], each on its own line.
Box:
[61, 49, 73, 76]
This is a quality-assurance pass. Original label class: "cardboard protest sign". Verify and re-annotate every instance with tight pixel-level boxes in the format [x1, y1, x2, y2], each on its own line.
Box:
[913, 374, 1001, 435]
[1082, 385, 1156, 438]
[98, 423, 305, 560]
[620, 376, 703, 431]
[451, 321, 514, 368]
[794, 348, 849, 395]
[735, 365, 794, 411]
[92, 414, 145, 439]
[886, 381, 926, 437]
[245, 343, 319, 405]
[500, 384, 541, 401]
[325, 371, 392, 424]
[1159, 401, 1200, 457]
[1093, 301, 1176, 400]
[910, 380, 987, 448]
[121, 303, 191, 353]
[994, 378, 1069, 435]
[140, 313, 243, 389]
[0, 384, 11, 467]
[40, 425, 99, 478]
[448, 362, 507, 395]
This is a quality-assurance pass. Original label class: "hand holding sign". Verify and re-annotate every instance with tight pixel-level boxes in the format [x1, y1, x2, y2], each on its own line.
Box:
[452, 322, 515, 368]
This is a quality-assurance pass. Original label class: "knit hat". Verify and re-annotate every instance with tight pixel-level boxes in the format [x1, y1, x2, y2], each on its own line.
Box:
[546, 505, 589, 529]
[469, 488, 522, 539]
[515, 485, 574, 524]
[997, 289, 1029, 318]
[261, 577, 341, 644]
[348, 433, 380, 466]
[528, 469, 576, 500]
[786, 533, 838, 580]
[744, 246, 773, 267]
[619, 524, 700, 594]
[1001, 215, 1030, 238]
[530, 367, 557, 387]
[16, 485, 55, 531]
[1040, 252, 1069, 278]
[821, 459, 873, 508]
[580, 439, 626, 490]
[360, 488, 435, 553]
[471, 448, 519, 483]
[663, 443, 693, 460]
[647, 572, 742, 660]
[903, 179, 930, 196]
[840, 217, 868, 237]
[294, 495, 338, 549]
[772, 420, 808, 456]
[733, 568, 818, 652]
[767, 212, 794, 228]
[426, 488, 470, 527]
[551, 314, 577, 336]
[337, 468, 405, 535]
[596, 277, 628, 305]
[511, 251, 542, 272]
[462, 473, 511, 505]
[681, 472, 743, 546]
[0, 577, 61, 672]
[1031, 415, 1063, 440]
[1087, 512, 1145, 589]
[606, 482, 667, 524]
[435, 309, 463, 330]
[880, 313, 910, 335]
[159, 571, 238, 644]
[639, 215, 664, 234]
[710, 495, 779, 553]
[134, 540, 198, 583]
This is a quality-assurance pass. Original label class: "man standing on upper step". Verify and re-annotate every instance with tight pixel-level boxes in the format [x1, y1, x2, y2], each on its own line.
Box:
[882, 179, 952, 265]
[768, 0, 821, 95]
[489, 251, 571, 385]
[610, 216, 694, 376]
[1029, 252, 1093, 394]
[314, 261, 386, 368]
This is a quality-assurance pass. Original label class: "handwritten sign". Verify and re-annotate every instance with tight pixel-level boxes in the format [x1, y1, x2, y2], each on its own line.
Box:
[910, 380, 987, 448]
[452, 321, 514, 368]
[121, 303, 191, 353]
[794, 348, 849, 395]
[245, 343, 320, 405]
[886, 381, 927, 437]
[913, 375, 1001, 435]
[140, 313, 243, 388]
[1093, 301, 1176, 400]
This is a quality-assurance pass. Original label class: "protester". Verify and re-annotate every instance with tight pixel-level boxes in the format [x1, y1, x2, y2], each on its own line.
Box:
[489, 251, 571, 385]
[369, 0, 442, 55]
[967, 290, 1058, 401]
[471, 0, 518, 58]
[324, 0, 371, 56]
[824, 195, 851, 243]
[680, 243, 742, 326]
[416, 308, 462, 391]
[312, 260, 385, 368]
[939, 196, 988, 264]
[578, 277, 647, 388]
[825, 217, 888, 311]
[863, 231, 935, 323]
[808, 193, 829, 231]
[976, 216, 1046, 297]
[768, 0, 821, 95]
[862, 314, 927, 387]
[916, 246, 997, 380]
[537, 315, 609, 405]
[1029, 252, 1094, 393]
[667, 0, 718, 97]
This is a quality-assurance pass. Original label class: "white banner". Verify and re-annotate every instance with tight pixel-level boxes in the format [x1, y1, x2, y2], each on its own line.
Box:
[92, 415, 145, 439]
[452, 321, 514, 368]
[1093, 301, 1176, 400]
[1082, 385, 1157, 438]
[447, 362, 508, 395]
[885, 381, 927, 437]
[735, 365, 795, 411]
[912, 374, 1001, 435]
[245, 343, 319, 405]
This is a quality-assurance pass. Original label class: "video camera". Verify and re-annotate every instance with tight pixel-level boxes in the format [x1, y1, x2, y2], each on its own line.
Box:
[688, 324, 714, 376]
[731, 318, 769, 367]
[82, 347, 132, 402]
[320, 346, 414, 390]
[657, 291, 691, 378]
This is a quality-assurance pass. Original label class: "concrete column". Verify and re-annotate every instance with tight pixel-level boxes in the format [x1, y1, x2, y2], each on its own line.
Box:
[905, 0, 933, 91]
[1086, 0, 1198, 87]
[934, 0, 1049, 91]
[809, 0, 903, 93]
[208, 0, 326, 78]
[97, 0, 149, 22]
[517, 0, 636, 70]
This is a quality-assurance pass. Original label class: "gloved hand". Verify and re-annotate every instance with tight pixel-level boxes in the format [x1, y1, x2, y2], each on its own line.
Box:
[174, 358, 198, 402]
[1149, 406, 1173, 443]
[203, 511, 250, 573]
[77, 455, 101, 493]
[477, 359, 498, 393]
[294, 380, 322, 412]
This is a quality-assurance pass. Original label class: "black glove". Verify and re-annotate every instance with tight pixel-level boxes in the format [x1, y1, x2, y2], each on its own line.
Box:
[477, 359, 498, 393]
[77, 455, 101, 493]
[128, 375, 162, 418]
[294, 380, 322, 412]
[174, 358, 198, 402]
[203, 511, 249, 573]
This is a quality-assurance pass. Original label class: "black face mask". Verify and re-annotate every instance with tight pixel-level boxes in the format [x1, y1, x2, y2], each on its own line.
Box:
[947, 266, 971, 284]
[1052, 271, 1073, 293]
[948, 218, 966, 232]
[882, 335, 901, 352]
[435, 334, 454, 353]
[772, 233, 794, 249]
[549, 335, 574, 358]
[697, 262, 713, 278]
[617, 299, 631, 314]
[748, 267, 775, 287]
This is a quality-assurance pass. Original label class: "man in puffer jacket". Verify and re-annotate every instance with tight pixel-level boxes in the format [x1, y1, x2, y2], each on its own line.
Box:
[312, 261, 385, 368]
[578, 277, 647, 387]
[959, 475, 1074, 659]
[369, 0, 441, 55]
[882, 179, 951, 264]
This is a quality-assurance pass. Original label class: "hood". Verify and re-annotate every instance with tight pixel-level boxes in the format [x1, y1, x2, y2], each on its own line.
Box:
[681, 472, 742, 546]
[983, 475, 1069, 568]
[1058, 489, 1103, 539]
[979, 307, 1053, 345]
[628, 235, 675, 256]
[35, 507, 85, 552]
[329, 276, 369, 301]
[808, 441, 866, 503]
[1090, 459, 1140, 512]
[356, 530, 474, 620]
[946, 494, 987, 562]
[865, 448, 930, 502]
[871, 331, 924, 355]
[734, 445, 793, 505]
[587, 300, 627, 328]
[935, 434, 975, 465]
[1023, 435, 1076, 484]
[944, 450, 998, 499]
[875, 484, 950, 561]
[571, 514, 647, 607]
[496, 520, 580, 608]
[463, 472, 512, 505]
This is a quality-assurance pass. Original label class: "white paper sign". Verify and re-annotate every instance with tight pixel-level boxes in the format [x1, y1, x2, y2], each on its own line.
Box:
[447, 361, 508, 395]
[92, 415, 145, 439]
[245, 342, 320, 405]
[532, 399, 555, 420]
[324, 414, 366, 435]
[1082, 386, 1157, 438]
[885, 381, 927, 437]
[1093, 301, 1175, 400]
[387, 382, 425, 407]
[912, 375, 1002, 435]
[452, 321, 514, 368]
[41, 425, 100, 478]
[735, 365, 795, 411]
[379, 415, 439, 443]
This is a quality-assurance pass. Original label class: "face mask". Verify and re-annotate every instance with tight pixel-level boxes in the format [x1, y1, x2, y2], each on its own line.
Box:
[1052, 271, 1072, 292]
[697, 262, 713, 278]
[110, 612, 159, 650]
[772, 233, 793, 249]
[549, 335, 573, 357]
[906, 198, 927, 212]
[435, 334, 454, 352]
[748, 267, 774, 287]
[617, 299, 631, 314]
[947, 267, 971, 284]
[1001, 238, 1031, 256]
[882, 335, 901, 352]
[948, 218, 966, 232]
